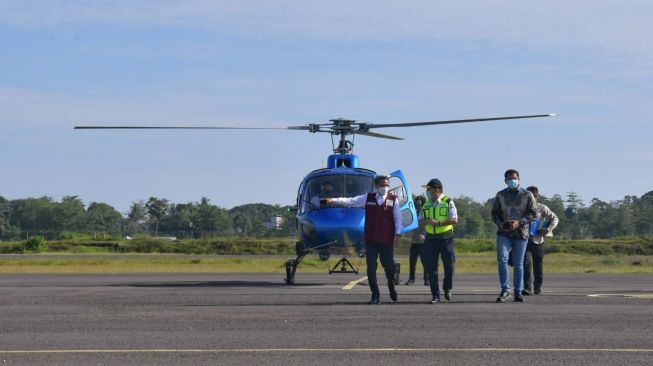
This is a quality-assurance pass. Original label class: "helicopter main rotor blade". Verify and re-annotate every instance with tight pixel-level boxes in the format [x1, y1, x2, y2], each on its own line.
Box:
[365, 113, 556, 129]
[356, 130, 404, 140]
[74, 126, 293, 130]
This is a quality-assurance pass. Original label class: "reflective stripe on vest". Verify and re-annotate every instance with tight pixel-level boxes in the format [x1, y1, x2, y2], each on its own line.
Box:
[423, 195, 453, 235]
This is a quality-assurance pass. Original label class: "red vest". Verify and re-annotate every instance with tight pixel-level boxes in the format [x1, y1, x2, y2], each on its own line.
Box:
[364, 193, 397, 245]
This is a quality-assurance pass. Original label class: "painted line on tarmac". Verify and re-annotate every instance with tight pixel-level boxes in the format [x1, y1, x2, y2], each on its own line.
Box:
[342, 276, 367, 290]
[588, 293, 653, 299]
[2, 348, 653, 354]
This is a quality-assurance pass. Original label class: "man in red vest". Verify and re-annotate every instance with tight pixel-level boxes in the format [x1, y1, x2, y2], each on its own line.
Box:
[322, 175, 402, 304]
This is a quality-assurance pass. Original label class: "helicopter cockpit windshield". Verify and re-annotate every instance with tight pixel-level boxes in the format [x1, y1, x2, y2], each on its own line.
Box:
[301, 175, 374, 212]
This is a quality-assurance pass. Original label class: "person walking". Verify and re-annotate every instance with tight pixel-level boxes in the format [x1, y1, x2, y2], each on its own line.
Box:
[522, 186, 559, 295]
[491, 169, 537, 302]
[322, 175, 402, 304]
[405, 195, 428, 286]
[420, 178, 458, 304]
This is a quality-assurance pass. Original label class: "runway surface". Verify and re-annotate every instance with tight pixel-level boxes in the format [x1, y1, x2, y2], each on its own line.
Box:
[1, 272, 652, 365]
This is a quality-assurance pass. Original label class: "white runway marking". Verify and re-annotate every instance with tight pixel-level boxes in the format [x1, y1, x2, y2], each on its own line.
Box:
[588, 293, 653, 299]
[2, 348, 653, 354]
[342, 276, 367, 290]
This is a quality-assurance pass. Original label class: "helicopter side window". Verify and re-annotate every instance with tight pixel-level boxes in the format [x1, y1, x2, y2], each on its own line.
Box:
[297, 181, 308, 214]
[388, 176, 408, 206]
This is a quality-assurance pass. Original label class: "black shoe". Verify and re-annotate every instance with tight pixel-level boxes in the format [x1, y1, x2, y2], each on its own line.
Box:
[514, 294, 524, 302]
[368, 298, 380, 305]
[405, 279, 415, 285]
[496, 290, 511, 302]
[430, 296, 440, 304]
[521, 289, 532, 296]
[534, 288, 541, 295]
[444, 290, 452, 301]
[389, 287, 398, 302]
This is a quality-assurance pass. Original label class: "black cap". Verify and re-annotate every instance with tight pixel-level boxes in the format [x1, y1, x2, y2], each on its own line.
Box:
[422, 178, 442, 188]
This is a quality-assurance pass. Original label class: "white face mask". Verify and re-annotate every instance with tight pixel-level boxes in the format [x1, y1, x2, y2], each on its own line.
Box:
[377, 186, 389, 195]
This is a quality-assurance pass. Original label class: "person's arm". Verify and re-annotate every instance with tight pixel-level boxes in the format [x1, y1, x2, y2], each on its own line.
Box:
[441, 199, 459, 226]
[392, 197, 402, 235]
[519, 192, 537, 228]
[417, 208, 432, 227]
[541, 205, 559, 235]
[392, 197, 402, 246]
[491, 194, 504, 228]
[323, 194, 367, 208]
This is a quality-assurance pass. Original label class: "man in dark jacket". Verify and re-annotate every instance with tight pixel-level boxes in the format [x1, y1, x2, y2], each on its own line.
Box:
[491, 169, 537, 302]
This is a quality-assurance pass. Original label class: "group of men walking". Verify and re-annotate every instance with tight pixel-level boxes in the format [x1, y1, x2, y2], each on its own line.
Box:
[324, 169, 558, 304]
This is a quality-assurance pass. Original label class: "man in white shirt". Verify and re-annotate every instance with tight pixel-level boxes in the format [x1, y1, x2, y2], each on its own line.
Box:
[322, 175, 402, 304]
[523, 186, 559, 295]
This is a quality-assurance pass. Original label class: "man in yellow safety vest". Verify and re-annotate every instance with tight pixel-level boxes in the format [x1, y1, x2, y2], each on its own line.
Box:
[419, 178, 458, 304]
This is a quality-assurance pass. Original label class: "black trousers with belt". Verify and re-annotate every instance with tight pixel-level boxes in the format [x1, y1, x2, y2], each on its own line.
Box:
[422, 236, 455, 297]
[365, 242, 396, 300]
[523, 239, 545, 291]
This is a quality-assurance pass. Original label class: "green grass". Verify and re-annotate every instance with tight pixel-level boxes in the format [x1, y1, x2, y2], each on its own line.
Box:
[1, 253, 651, 274]
[2, 237, 652, 256]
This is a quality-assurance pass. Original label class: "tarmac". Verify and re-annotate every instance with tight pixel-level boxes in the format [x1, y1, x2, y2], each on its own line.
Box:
[1, 272, 652, 365]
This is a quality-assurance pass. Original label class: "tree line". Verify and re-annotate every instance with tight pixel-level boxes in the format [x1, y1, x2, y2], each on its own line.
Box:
[1, 190, 653, 241]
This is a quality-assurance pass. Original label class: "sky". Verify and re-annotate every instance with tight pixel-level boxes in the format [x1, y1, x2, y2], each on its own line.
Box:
[1, 1, 652, 214]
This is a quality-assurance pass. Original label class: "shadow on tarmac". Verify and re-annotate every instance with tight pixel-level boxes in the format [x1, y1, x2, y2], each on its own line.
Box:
[107, 280, 322, 288]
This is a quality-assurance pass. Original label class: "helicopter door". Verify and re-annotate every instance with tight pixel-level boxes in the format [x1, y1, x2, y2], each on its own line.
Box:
[388, 170, 418, 234]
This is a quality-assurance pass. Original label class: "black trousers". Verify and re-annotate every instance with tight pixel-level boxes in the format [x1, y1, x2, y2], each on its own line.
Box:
[523, 240, 545, 291]
[423, 237, 455, 297]
[365, 243, 396, 299]
[408, 243, 428, 281]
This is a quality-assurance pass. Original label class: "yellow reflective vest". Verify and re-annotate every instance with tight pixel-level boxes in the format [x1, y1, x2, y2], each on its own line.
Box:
[423, 195, 454, 236]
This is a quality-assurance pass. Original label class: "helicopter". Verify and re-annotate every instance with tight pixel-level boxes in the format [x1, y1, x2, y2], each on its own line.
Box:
[75, 113, 556, 284]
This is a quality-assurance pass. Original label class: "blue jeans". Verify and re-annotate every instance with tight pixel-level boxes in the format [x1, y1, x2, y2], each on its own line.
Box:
[496, 235, 528, 292]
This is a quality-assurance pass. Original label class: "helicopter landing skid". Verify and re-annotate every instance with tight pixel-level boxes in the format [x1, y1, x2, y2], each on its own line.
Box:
[284, 250, 309, 285]
[328, 257, 359, 274]
[284, 240, 342, 284]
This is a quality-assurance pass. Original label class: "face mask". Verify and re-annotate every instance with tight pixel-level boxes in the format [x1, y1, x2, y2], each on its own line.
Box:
[506, 179, 519, 189]
[377, 186, 389, 195]
[426, 188, 440, 199]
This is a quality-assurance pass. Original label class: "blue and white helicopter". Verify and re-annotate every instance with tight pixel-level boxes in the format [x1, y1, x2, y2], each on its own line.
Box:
[75, 113, 555, 284]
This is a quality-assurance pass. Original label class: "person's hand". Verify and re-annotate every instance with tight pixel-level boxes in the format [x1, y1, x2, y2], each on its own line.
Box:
[539, 228, 550, 236]
[431, 219, 439, 226]
[394, 235, 401, 247]
[418, 234, 426, 241]
[320, 198, 330, 205]
[501, 220, 519, 232]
